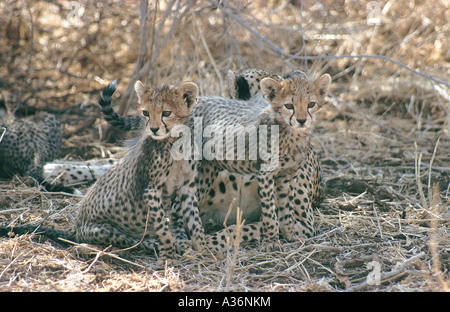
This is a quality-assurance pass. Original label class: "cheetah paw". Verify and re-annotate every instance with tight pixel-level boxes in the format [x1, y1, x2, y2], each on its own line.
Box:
[289, 223, 310, 241]
[261, 240, 283, 252]
[175, 240, 192, 254]
[156, 257, 179, 267]
[280, 224, 295, 241]
[191, 238, 207, 252]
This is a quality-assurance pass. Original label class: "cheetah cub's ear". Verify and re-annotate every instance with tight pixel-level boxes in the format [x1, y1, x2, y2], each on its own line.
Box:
[178, 82, 199, 111]
[313, 74, 331, 99]
[260, 77, 282, 102]
[134, 80, 146, 103]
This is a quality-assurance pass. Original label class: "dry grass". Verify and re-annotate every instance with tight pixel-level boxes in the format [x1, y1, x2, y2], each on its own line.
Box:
[0, 0, 449, 292]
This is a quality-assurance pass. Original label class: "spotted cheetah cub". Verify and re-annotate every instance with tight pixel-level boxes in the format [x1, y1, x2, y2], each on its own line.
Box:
[0, 111, 61, 184]
[1, 80, 206, 263]
[75, 80, 206, 261]
[200, 71, 331, 252]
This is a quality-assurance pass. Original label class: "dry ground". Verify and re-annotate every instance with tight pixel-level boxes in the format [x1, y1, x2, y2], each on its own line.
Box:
[0, 0, 449, 292]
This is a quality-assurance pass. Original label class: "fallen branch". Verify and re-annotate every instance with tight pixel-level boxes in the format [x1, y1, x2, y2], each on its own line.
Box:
[346, 252, 425, 291]
[58, 237, 147, 270]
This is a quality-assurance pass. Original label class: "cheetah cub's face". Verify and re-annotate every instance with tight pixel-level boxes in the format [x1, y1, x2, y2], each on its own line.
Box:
[134, 80, 199, 140]
[260, 71, 331, 132]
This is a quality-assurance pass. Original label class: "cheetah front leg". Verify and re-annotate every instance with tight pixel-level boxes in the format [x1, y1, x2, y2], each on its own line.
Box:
[310, 151, 326, 208]
[169, 200, 192, 254]
[257, 172, 282, 251]
[289, 148, 325, 237]
[275, 174, 297, 241]
[289, 180, 315, 238]
[142, 188, 177, 262]
[176, 185, 206, 251]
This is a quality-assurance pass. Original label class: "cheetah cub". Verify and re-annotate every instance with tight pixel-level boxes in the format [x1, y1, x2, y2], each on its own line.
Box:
[0, 112, 61, 185]
[75, 80, 205, 261]
[199, 71, 331, 252]
[1, 80, 206, 263]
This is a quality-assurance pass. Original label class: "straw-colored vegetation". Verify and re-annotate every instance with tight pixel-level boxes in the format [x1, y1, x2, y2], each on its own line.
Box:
[0, 0, 448, 291]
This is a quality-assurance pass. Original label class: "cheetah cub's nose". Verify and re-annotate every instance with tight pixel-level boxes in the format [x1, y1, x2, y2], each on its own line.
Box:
[150, 127, 159, 134]
[296, 119, 306, 126]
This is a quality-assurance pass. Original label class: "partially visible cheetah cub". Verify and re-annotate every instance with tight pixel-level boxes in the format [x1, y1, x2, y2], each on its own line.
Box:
[227, 68, 282, 100]
[0, 111, 61, 184]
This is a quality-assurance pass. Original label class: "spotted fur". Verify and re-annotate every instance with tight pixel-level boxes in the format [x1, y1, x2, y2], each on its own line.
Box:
[227, 68, 283, 100]
[195, 71, 331, 252]
[0, 112, 61, 184]
[41, 69, 330, 257]
[43, 158, 118, 187]
[1, 81, 206, 263]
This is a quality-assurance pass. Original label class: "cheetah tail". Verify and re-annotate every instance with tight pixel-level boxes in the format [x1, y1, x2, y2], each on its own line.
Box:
[99, 80, 143, 131]
[0, 225, 76, 245]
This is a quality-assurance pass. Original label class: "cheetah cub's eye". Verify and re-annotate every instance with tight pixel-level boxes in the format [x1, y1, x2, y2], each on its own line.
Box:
[308, 101, 316, 109]
[284, 103, 294, 110]
[162, 110, 172, 117]
[142, 110, 149, 117]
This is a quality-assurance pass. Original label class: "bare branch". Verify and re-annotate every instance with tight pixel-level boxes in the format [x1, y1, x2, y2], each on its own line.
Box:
[116, 0, 149, 117]
[135, 0, 149, 71]
[195, 18, 225, 96]
[213, 0, 449, 88]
